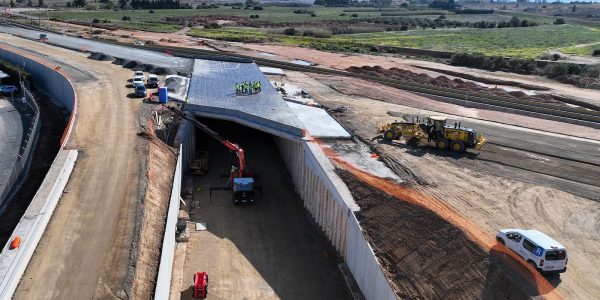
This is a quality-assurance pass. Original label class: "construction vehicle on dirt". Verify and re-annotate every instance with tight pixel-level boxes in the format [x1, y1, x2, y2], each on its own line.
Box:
[380, 116, 486, 152]
[165, 105, 258, 204]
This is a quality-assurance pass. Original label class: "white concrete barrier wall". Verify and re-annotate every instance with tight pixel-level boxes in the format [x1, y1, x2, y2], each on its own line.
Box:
[154, 145, 183, 300]
[0, 150, 78, 299]
[275, 138, 397, 300]
[0, 46, 76, 112]
[346, 213, 397, 300]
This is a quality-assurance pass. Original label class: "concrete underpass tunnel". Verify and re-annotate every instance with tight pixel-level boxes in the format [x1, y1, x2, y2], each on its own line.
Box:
[183, 116, 351, 299]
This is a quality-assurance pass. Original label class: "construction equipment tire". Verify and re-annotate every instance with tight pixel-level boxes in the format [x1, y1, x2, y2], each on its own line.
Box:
[407, 137, 420, 147]
[383, 129, 397, 141]
[436, 139, 448, 150]
[450, 141, 465, 152]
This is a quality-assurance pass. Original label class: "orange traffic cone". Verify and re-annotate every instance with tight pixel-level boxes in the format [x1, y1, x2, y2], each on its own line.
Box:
[9, 236, 21, 250]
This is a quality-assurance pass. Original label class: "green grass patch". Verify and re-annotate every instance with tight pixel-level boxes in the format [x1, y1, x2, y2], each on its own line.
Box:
[338, 24, 600, 58]
[560, 42, 600, 56]
[189, 24, 600, 59]
[43, 7, 394, 23]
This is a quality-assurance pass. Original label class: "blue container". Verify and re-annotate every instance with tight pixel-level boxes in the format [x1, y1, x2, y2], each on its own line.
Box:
[158, 87, 168, 103]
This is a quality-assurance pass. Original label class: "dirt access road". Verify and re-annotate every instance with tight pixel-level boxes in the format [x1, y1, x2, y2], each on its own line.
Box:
[280, 71, 600, 299]
[179, 118, 351, 299]
[1, 35, 144, 299]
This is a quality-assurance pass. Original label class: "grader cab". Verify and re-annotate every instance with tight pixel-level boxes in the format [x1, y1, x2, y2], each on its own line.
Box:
[379, 116, 486, 152]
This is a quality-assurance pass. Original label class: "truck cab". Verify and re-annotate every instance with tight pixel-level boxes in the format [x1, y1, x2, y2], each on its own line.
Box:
[39, 33, 48, 42]
[232, 177, 255, 205]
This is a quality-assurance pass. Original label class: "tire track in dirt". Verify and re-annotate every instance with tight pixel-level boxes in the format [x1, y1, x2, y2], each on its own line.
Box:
[319, 143, 562, 299]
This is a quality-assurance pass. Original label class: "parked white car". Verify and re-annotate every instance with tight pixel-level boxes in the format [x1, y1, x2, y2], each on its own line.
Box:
[497, 229, 567, 274]
[0, 85, 18, 94]
[134, 71, 145, 81]
[132, 76, 144, 87]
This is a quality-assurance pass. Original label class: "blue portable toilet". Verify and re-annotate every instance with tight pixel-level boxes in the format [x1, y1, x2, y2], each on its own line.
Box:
[158, 87, 168, 103]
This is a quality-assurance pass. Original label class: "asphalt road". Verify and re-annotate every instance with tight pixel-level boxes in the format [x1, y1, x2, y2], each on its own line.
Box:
[0, 98, 23, 209]
[180, 118, 351, 299]
[0, 24, 193, 75]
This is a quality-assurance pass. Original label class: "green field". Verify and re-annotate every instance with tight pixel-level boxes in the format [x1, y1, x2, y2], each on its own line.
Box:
[189, 24, 600, 59]
[43, 7, 397, 23]
[341, 24, 600, 58]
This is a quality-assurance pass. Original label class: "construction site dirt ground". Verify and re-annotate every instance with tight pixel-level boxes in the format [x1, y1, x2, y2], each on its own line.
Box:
[0, 35, 149, 299]
[277, 71, 600, 299]
[177, 118, 351, 300]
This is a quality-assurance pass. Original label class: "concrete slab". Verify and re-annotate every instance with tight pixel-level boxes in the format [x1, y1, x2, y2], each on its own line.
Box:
[286, 102, 350, 139]
[259, 67, 284, 76]
[0, 98, 23, 204]
[186, 59, 305, 139]
[0, 25, 192, 75]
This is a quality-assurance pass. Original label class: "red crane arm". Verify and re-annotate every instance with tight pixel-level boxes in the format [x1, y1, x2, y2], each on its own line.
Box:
[165, 106, 246, 176]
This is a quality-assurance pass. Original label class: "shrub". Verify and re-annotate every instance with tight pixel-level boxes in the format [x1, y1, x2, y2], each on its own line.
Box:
[339, 13, 346, 16]
[400, 25, 408, 31]
[554, 18, 565, 25]
[122, 15, 131, 21]
[520, 19, 529, 27]
[509, 16, 520, 27]
[351, 14, 358, 17]
[204, 23, 222, 29]
[302, 29, 332, 38]
[149, 9, 154, 13]
[283, 27, 297, 36]
[293, 9, 313, 14]
[581, 65, 600, 78]
[249, 14, 259, 18]
[311, 13, 316, 17]
[544, 63, 569, 78]
[592, 49, 600, 56]
[253, 6, 263, 10]
[92, 18, 100, 23]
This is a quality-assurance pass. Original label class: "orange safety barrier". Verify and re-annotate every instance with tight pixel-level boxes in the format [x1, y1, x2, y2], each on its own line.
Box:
[9, 236, 21, 250]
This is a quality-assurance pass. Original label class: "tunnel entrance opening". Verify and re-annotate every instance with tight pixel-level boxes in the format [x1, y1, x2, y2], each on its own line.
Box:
[180, 116, 351, 299]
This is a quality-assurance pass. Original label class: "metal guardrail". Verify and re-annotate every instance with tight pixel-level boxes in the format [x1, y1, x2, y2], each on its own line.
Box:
[0, 83, 41, 215]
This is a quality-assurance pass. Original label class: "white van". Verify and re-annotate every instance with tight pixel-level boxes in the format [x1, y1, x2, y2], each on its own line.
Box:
[134, 71, 145, 81]
[496, 229, 567, 274]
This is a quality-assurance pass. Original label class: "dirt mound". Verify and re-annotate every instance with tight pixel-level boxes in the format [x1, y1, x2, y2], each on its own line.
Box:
[153, 67, 176, 75]
[347, 66, 573, 107]
[88, 52, 114, 61]
[336, 169, 536, 299]
[123, 60, 141, 69]
[113, 58, 130, 65]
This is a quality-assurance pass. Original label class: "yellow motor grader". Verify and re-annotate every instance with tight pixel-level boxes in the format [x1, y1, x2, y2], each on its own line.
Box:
[379, 116, 487, 152]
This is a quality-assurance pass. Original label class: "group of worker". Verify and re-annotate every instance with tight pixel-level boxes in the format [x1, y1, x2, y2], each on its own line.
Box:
[235, 81, 262, 95]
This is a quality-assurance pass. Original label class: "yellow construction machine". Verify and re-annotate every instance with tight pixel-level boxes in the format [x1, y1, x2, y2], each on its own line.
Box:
[379, 116, 486, 152]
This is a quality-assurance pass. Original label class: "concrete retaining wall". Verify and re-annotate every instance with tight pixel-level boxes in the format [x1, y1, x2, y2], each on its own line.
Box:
[0, 43, 79, 299]
[174, 120, 196, 173]
[0, 150, 78, 299]
[0, 84, 41, 215]
[154, 146, 183, 300]
[0, 44, 77, 146]
[275, 138, 397, 300]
